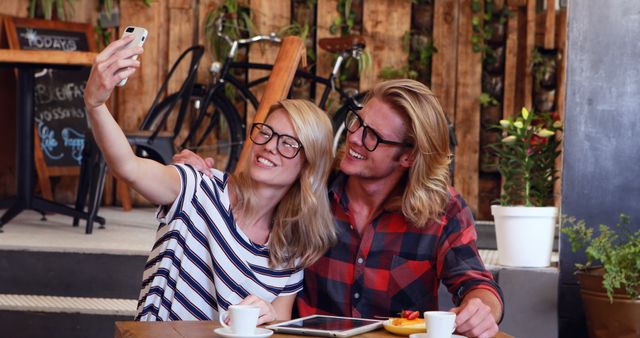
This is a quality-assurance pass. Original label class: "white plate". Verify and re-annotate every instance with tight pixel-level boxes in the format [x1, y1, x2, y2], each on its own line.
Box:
[214, 327, 274, 338]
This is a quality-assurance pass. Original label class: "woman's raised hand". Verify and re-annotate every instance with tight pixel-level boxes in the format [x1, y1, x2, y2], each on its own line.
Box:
[172, 149, 216, 178]
[84, 35, 143, 110]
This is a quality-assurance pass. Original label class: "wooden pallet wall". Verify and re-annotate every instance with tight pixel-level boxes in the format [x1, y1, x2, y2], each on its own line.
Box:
[0, 0, 568, 218]
[360, 0, 411, 91]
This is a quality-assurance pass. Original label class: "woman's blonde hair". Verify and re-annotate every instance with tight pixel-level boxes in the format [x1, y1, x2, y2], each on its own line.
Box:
[366, 79, 451, 227]
[231, 99, 336, 268]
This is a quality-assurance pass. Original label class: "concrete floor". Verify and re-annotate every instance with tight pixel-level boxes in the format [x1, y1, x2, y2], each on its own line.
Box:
[0, 207, 158, 255]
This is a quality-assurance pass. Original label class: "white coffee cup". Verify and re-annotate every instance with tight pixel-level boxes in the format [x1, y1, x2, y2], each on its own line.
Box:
[219, 304, 261, 335]
[424, 311, 456, 338]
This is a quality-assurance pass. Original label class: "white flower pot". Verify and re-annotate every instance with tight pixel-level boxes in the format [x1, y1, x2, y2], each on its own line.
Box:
[491, 205, 557, 267]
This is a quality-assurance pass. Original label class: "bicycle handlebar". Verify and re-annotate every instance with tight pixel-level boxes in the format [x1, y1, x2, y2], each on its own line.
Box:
[216, 14, 281, 48]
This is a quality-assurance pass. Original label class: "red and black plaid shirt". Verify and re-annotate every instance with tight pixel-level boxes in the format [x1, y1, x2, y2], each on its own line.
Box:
[296, 173, 503, 318]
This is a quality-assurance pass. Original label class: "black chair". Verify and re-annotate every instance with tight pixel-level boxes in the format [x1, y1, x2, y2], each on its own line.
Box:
[126, 45, 206, 163]
[74, 45, 206, 233]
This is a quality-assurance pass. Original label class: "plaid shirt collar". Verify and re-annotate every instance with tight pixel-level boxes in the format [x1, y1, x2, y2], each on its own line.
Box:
[329, 171, 407, 216]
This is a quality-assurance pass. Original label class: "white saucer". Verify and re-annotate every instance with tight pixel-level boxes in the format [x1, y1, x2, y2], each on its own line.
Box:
[409, 334, 467, 338]
[214, 327, 274, 338]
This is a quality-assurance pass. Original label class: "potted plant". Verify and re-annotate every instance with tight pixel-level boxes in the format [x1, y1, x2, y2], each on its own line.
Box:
[488, 107, 562, 267]
[562, 215, 640, 338]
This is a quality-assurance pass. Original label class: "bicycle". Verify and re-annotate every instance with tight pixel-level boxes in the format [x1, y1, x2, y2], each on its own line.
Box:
[139, 13, 368, 173]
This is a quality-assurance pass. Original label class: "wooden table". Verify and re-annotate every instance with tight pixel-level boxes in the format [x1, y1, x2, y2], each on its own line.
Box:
[115, 321, 514, 338]
[0, 49, 101, 229]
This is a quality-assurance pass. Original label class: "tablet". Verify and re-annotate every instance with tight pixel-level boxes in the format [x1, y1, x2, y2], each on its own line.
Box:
[266, 315, 383, 338]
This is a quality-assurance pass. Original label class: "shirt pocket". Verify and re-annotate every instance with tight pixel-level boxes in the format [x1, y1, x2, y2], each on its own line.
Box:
[389, 255, 437, 310]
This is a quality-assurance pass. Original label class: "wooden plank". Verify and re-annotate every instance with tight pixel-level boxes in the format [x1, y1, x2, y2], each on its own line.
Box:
[555, 9, 567, 120]
[167, 0, 196, 144]
[0, 0, 28, 17]
[235, 36, 305, 173]
[168, 0, 196, 92]
[0, 50, 97, 64]
[524, 0, 535, 109]
[454, 0, 482, 215]
[502, 3, 519, 118]
[360, 0, 411, 92]
[315, 0, 339, 106]
[553, 8, 567, 208]
[511, 3, 527, 115]
[543, 0, 555, 49]
[534, 11, 545, 46]
[68, 0, 94, 23]
[117, 0, 163, 132]
[248, 0, 291, 125]
[431, 0, 458, 121]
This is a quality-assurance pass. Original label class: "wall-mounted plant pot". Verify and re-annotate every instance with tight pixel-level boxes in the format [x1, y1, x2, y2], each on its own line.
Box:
[480, 129, 500, 146]
[483, 46, 505, 74]
[411, 34, 432, 53]
[534, 88, 556, 112]
[491, 205, 557, 267]
[480, 130, 499, 173]
[293, 2, 313, 23]
[536, 58, 557, 88]
[481, 104, 503, 126]
[416, 65, 431, 85]
[482, 72, 503, 100]
[291, 77, 312, 100]
[486, 21, 506, 45]
[412, 3, 434, 32]
[577, 267, 640, 338]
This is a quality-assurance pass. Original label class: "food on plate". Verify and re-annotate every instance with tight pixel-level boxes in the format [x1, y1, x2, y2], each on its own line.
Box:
[390, 317, 425, 327]
[389, 310, 425, 327]
[383, 311, 426, 336]
[401, 310, 420, 320]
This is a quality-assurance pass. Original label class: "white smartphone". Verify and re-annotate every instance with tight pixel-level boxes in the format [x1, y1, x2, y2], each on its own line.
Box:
[117, 25, 148, 87]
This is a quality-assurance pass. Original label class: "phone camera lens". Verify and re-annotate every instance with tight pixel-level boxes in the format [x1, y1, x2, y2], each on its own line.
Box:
[126, 27, 134, 33]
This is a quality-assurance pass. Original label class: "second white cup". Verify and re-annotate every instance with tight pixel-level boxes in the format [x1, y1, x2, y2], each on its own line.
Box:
[424, 311, 456, 338]
[219, 304, 261, 335]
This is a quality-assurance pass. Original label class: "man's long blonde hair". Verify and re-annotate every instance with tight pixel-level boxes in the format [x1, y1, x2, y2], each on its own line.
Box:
[367, 79, 451, 227]
[231, 99, 336, 269]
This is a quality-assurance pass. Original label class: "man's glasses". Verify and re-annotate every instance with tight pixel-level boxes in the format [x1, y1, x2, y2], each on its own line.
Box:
[250, 123, 304, 159]
[344, 110, 414, 152]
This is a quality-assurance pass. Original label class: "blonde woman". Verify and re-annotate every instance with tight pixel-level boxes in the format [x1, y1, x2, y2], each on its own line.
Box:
[83, 35, 336, 322]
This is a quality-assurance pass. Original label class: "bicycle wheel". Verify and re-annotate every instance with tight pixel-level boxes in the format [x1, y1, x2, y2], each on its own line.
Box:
[182, 89, 245, 173]
[138, 84, 207, 132]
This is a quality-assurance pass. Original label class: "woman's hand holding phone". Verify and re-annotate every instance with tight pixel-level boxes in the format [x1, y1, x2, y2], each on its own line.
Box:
[84, 31, 145, 110]
[117, 26, 148, 87]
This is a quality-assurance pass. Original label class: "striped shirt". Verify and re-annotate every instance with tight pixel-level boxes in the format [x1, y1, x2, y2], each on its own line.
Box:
[136, 164, 303, 321]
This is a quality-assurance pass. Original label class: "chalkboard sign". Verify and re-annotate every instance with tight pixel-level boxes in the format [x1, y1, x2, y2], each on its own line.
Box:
[33, 67, 90, 167]
[5, 17, 96, 170]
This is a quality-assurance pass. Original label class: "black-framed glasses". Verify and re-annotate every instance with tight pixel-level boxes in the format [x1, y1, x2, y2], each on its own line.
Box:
[250, 123, 304, 159]
[344, 110, 414, 152]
